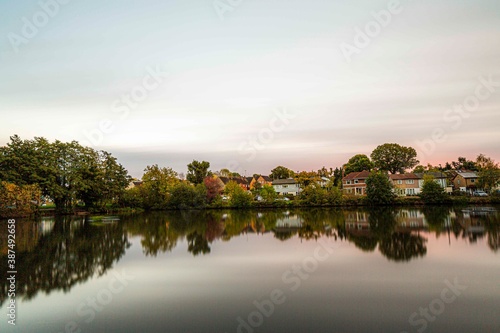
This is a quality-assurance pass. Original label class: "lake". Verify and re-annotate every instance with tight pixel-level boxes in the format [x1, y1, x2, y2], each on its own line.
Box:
[1, 206, 499, 333]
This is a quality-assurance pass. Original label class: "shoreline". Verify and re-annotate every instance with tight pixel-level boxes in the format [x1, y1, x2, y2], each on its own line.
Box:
[3, 196, 499, 219]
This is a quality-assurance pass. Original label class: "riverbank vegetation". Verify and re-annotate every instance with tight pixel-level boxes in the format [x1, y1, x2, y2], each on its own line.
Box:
[1, 136, 499, 217]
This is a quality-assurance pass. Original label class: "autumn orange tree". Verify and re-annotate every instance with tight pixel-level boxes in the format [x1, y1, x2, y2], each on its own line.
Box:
[0, 181, 41, 217]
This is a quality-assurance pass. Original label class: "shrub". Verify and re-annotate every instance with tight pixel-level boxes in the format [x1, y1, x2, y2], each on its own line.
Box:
[300, 185, 327, 205]
[168, 183, 207, 209]
[419, 175, 450, 204]
[119, 187, 144, 208]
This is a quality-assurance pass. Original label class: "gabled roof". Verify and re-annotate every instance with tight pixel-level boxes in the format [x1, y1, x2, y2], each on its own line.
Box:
[260, 175, 272, 182]
[218, 176, 231, 184]
[343, 171, 371, 180]
[233, 178, 249, 185]
[272, 178, 297, 185]
[390, 173, 420, 180]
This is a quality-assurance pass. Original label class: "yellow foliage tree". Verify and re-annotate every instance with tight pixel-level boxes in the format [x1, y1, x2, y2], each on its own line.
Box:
[0, 181, 41, 217]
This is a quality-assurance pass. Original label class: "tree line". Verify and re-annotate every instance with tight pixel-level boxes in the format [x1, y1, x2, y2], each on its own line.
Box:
[1, 137, 499, 216]
[0, 135, 129, 215]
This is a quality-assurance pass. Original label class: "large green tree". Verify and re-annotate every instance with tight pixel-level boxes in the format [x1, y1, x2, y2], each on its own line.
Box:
[270, 166, 294, 180]
[370, 143, 419, 174]
[186, 160, 210, 185]
[452, 156, 477, 171]
[141, 164, 179, 209]
[344, 154, 373, 174]
[0, 136, 129, 213]
[476, 154, 500, 192]
[294, 170, 319, 187]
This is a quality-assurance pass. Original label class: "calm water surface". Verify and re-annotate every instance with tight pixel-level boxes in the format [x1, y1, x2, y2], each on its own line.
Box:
[1, 207, 499, 333]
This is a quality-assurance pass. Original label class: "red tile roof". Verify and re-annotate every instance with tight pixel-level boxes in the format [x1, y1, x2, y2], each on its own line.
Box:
[389, 173, 420, 180]
[343, 171, 372, 180]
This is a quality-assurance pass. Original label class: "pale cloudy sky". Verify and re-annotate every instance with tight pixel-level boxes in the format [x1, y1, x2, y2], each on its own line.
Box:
[1, 0, 499, 177]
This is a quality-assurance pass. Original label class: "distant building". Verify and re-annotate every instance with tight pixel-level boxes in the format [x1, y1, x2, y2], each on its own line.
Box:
[342, 171, 371, 196]
[249, 175, 273, 190]
[389, 173, 421, 196]
[127, 179, 143, 190]
[451, 170, 479, 193]
[217, 176, 250, 191]
[272, 178, 301, 196]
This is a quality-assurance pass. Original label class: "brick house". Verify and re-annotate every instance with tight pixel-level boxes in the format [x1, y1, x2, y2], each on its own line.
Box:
[342, 171, 371, 196]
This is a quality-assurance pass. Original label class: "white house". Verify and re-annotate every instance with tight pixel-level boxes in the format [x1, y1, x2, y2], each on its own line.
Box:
[272, 178, 301, 196]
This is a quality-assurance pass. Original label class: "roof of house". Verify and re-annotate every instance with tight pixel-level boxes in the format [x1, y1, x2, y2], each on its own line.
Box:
[218, 176, 231, 184]
[343, 171, 371, 180]
[454, 170, 478, 179]
[389, 173, 420, 180]
[272, 178, 297, 185]
[414, 172, 448, 179]
[233, 178, 249, 185]
[219, 177, 249, 185]
[260, 175, 272, 182]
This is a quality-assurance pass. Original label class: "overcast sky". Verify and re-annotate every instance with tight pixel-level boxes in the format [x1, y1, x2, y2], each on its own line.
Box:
[1, 0, 499, 177]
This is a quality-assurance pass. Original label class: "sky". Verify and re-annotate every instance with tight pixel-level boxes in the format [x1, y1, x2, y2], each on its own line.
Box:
[1, 0, 499, 178]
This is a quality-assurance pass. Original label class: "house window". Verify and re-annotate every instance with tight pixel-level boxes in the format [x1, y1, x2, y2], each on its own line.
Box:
[471, 179, 475, 183]
[397, 180, 402, 185]
[346, 180, 351, 185]
[356, 188, 363, 195]
[406, 180, 414, 184]
[457, 180, 461, 184]
[354, 180, 359, 184]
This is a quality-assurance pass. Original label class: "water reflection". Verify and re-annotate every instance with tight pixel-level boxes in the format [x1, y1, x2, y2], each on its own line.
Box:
[0, 206, 498, 307]
[0, 216, 130, 307]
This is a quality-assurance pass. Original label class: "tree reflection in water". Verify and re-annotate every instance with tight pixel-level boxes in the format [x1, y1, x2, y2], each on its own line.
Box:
[1, 206, 498, 305]
[0, 216, 130, 306]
